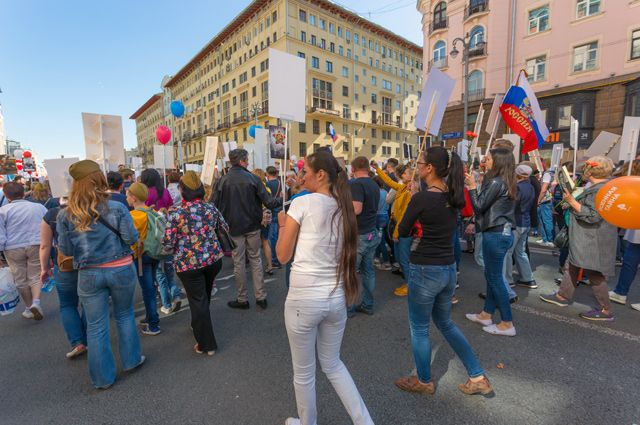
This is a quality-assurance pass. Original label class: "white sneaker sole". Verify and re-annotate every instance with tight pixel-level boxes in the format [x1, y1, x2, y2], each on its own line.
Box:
[465, 314, 492, 327]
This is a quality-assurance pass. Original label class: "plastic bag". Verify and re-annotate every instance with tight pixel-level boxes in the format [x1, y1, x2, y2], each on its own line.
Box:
[0, 267, 20, 316]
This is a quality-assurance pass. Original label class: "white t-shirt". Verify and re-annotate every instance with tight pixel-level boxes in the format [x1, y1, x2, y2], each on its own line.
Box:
[287, 193, 344, 300]
[624, 229, 640, 244]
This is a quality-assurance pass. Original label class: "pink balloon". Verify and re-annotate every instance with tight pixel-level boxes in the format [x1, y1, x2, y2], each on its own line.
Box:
[297, 159, 305, 169]
[155, 125, 171, 145]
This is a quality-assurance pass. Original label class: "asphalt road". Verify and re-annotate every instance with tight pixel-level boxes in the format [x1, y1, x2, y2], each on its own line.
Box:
[2, 242, 640, 425]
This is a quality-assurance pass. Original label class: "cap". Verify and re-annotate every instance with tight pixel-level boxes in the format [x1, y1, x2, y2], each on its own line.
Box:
[127, 182, 149, 202]
[516, 164, 533, 177]
[68, 160, 101, 181]
[181, 170, 202, 191]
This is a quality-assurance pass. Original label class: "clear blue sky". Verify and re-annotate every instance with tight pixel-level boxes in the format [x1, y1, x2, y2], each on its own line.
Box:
[0, 0, 423, 160]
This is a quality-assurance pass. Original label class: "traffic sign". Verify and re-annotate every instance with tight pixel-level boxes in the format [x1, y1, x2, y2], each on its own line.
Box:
[442, 132, 463, 140]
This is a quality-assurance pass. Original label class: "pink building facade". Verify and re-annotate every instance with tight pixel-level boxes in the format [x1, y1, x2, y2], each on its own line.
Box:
[417, 0, 640, 154]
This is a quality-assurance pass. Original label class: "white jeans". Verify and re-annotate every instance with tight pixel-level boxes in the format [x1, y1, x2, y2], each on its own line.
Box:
[285, 296, 374, 425]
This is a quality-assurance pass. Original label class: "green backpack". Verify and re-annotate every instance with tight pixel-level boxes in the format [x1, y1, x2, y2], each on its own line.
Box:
[136, 208, 173, 260]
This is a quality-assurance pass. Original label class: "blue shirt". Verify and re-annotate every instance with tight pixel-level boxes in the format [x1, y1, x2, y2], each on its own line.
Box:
[0, 199, 47, 250]
[515, 180, 535, 228]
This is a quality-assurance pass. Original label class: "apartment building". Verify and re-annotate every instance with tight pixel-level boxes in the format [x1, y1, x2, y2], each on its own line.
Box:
[417, 0, 640, 154]
[129, 94, 163, 166]
[131, 0, 424, 167]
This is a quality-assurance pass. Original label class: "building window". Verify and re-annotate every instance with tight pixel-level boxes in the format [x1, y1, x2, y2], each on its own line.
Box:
[313, 119, 320, 134]
[371, 93, 377, 104]
[433, 2, 447, 29]
[261, 81, 268, 112]
[469, 26, 485, 49]
[312, 56, 319, 69]
[300, 31, 306, 43]
[382, 97, 392, 124]
[371, 76, 377, 86]
[326, 61, 333, 73]
[573, 42, 598, 73]
[382, 79, 392, 90]
[339, 45, 344, 56]
[320, 18, 326, 30]
[299, 9, 307, 22]
[320, 39, 326, 49]
[309, 14, 316, 26]
[298, 52, 305, 59]
[526, 56, 547, 83]
[338, 26, 343, 37]
[330, 42, 335, 53]
[312, 78, 333, 110]
[467, 70, 484, 100]
[311, 35, 317, 46]
[371, 128, 377, 137]
[299, 122, 306, 133]
[396, 83, 401, 94]
[576, 0, 600, 19]
[342, 86, 349, 97]
[433, 40, 447, 68]
[632, 29, 640, 60]
[299, 142, 307, 157]
[342, 66, 349, 77]
[252, 86, 257, 97]
[528, 6, 549, 34]
[342, 141, 349, 152]
[272, 11, 278, 23]
[342, 104, 350, 119]
[240, 91, 248, 117]
[558, 105, 572, 128]
[371, 145, 377, 155]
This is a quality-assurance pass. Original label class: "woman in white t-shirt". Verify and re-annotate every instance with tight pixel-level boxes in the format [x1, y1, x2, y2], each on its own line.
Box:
[276, 150, 374, 425]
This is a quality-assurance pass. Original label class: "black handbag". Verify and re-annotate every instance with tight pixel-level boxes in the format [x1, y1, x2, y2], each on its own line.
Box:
[215, 221, 236, 253]
[554, 226, 569, 249]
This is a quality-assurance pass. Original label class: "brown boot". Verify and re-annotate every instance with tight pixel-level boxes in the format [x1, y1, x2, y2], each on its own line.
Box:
[394, 376, 435, 394]
[458, 376, 493, 395]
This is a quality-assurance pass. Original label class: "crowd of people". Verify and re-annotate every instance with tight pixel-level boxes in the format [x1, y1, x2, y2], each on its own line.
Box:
[0, 142, 638, 424]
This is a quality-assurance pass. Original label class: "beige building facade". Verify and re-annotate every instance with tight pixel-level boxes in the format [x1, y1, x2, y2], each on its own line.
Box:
[132, 0, 425, 167]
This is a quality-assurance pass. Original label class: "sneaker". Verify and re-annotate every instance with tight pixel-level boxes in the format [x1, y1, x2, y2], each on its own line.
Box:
[160, 306, 172, 315]
[554, 277, 563, 285]
[631, 303, 640, 312]
[458, 377, 494, 396]
[615, 258, 623, 267]
[510, 296, 519, 304]
[21, 309, 34, 319]
[394, 283, 408, 297]
[508, 282, 516, 288]
[516, 280, 538, 289]
[608, 291, 627, 305]
[392, 262, 400, 269]
[540, 292, 569, 307]
[478, 292, 486, 300]
[465, 313, 492, 326]
[535, 239, 545, 244]
[228, 300, 250, 309]
[544, 242, 555, 248]
[579, 308, 615, 322]
[194, 343, 215, 356]
[355, 304, 373, 316]
[138, 318, 148, 325]
[66, 344, 87, 359]
[451, 295, 459, 305]
[455, 282, 460, 289]
[141, 325, 162, 336]
[285, 418, 301, 425]
[373, 258, 381, 266]
[482, 324, 516, 337]
[394, 376, 435, 394]
[377, 262, 392, 271]
[30, 304, 43, 321]
[171, 298, 182, 313]
[256, 299, 268, 310]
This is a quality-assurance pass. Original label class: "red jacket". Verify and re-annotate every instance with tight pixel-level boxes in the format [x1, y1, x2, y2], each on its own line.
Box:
[461, 187, 473, 218]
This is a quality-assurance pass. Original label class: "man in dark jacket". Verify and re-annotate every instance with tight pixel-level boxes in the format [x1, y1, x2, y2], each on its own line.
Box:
[213, 149, 279, 310]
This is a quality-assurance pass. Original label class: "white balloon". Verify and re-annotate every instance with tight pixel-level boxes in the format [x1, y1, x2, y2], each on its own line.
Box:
[290, 155, 297, 162]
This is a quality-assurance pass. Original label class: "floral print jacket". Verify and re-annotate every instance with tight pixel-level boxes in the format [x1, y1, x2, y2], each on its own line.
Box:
[163, 200, 228, 272]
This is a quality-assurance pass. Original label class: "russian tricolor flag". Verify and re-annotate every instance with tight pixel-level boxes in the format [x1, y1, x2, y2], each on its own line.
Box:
[329, 124, 338, 143]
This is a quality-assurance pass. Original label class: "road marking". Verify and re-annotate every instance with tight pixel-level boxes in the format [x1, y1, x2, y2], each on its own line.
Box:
[217, 274, 234, 281]
[512, 304, 640, 344]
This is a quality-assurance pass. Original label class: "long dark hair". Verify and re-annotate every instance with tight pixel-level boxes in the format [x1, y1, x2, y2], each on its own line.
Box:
[305, 150, 359, 305]
[423, 147, 465, 209]
[140, 169, 166, 198]
[486, 148, 517, 199]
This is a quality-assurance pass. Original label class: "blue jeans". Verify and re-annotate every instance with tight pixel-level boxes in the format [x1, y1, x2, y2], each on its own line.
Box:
[537, 202, 554, 243]
[482, 232, 514, 322]
[394, 237, 413, 277]
[474, 232, 484, 268]
[156, 258, 180, 309]
[614, 241, 640, 296]
[504, 227, 534, 283]
[375, 227, 390, 263]
[54, 267, 87, 348]
[356, 231, 381, 310]
[285, 261, 292, 288]
[135, 254, 160, 331]
[77, 263, 142, 388]
[268, 216, 280, 266]
[453, 224, 461, 271]
[408, 263, 484, 383]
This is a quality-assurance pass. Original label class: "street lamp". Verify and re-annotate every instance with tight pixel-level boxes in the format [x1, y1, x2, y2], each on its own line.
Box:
[450, 34, 486, 139]
[250, 102, 262, 126]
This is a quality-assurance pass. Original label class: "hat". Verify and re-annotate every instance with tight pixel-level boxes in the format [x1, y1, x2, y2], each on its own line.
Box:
[516, 164, 533, 177]
[68, 160, 101, 181]
[127, 182, 149, 202]
[181, 170, 202, 190]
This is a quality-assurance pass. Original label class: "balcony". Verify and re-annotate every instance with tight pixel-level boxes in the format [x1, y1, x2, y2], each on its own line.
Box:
[465, 0, 489, 20]
[428, 57, 449, 71]
[429, 18, 448, 34]
[310, 106, 341, 117]
[342, 112, 351, 119]
[468, 44, 487, 58]
[463, 88, 486, 103]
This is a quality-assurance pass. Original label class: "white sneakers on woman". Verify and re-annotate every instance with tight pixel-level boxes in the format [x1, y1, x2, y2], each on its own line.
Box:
[482, 324, 516, 337]
[465, 313, 492, 326]
[285, 418, 301, 425]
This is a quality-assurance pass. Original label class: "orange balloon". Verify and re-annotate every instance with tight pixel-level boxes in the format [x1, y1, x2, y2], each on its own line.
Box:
[595, 176, 640, 229]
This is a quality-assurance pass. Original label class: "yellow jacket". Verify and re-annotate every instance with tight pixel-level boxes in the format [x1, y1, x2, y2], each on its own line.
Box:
[130, 209, 149, 256]
[376, 168, 411, 239]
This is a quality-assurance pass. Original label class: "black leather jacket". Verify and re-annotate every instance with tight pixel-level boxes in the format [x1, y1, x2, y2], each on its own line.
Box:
[469, 177, 516, 232]
[213, 165, 280, 237]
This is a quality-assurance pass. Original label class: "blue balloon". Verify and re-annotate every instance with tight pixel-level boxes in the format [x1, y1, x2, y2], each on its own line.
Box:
[170, 100, 185, 118]
[249, 125, 263, 138]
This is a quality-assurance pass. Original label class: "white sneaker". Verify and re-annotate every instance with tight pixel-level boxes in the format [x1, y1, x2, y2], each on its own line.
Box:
[482, 324, 516, 337]
[160, 306, 172, 315]
[465, 313, 492, 326]
[535, 239, 545, 244]
[30, 304, 43, 320]
[631, 303, 640, 312]
[22, 309, 34, 319]
[373, 258, 381, 266]
[285, 418, 301, 425]
[609, 291, 627, 305]
[544, 242, 555, 248]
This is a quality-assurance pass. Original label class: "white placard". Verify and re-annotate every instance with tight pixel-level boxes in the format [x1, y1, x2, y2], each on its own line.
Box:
[245, 143, 255, 171]
[415, 67, 455, 136]
[43, 157, 79, 198]
[501, 134, 522, 164]
[201, 137, 219, 186]
[130, 157, 143, 171]
[486, 94, 504, 135]
[619, 116, 640, 164]
[82, 113, 125, 172]
[586, 131, 621, 159]
[457, 140, 470, 162]
[570, 116, 579, 149]
[153, 145, 175, 170]
[254, 128, 269, 170]
[550, 144, 564, 171]
[222, 141, 238, 163]
[268, 49, 306, 123]
[185, 164, 202, 172]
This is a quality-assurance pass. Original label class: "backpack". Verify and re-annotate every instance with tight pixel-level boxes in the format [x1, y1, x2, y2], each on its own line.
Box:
[137, 208, 173, 260]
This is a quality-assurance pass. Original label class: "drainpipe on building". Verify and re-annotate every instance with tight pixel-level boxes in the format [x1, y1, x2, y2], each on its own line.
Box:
[285, 0, 289, 53]
[508, 0, 517, 86]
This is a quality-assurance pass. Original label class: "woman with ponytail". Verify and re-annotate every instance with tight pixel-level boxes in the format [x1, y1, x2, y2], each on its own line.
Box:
[394, 147, 493, 397]
[276, 150, 374, 425]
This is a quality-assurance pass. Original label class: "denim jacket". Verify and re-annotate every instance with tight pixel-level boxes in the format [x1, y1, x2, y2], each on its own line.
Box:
[57, 200, 139, 269]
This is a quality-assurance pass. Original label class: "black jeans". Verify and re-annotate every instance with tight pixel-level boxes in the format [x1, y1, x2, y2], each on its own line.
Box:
[176, 260, 222, 351]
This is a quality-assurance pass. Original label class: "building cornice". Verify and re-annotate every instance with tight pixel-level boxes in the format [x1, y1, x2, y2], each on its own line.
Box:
[130, 94, 162, 120]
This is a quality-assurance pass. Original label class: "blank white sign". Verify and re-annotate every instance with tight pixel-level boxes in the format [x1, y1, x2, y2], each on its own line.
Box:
[268, 49, 306, 123]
